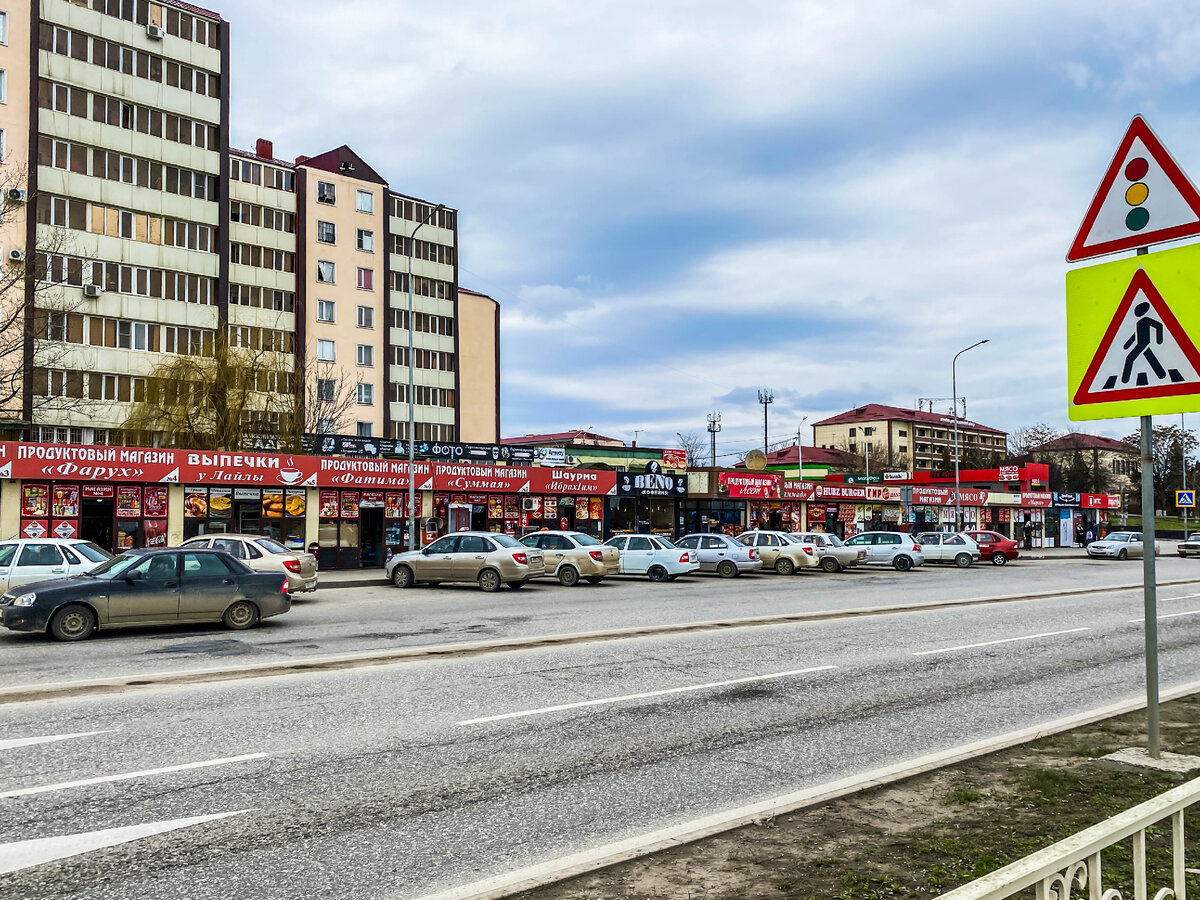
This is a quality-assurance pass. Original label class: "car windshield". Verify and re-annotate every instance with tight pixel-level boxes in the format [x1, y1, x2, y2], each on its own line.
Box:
[491, 534, 523, 548]
[254, 538, 291, 555]
[571, 533, 601, 546]
[83, 552, 148, 578]
[71, 542, 113, 563]
[1190, 534, 1200, 541]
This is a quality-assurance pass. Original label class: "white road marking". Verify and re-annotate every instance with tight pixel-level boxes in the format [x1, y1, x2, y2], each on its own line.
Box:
[1128, 609, 1200, 623]
[0, 753, 268, 799]
[913, 628, 1091, 657]
[458, 665, 837, 725]
[0, 810, 249, 875]
[0, 730, 116, 752]
[1164, 592, 1200, 602]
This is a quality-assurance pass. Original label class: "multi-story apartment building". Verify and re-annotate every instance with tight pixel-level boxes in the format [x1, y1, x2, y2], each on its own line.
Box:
[812, 403, 1008, 471]
[0, 0, 498, 447]
[1028, 432, 1138, 496]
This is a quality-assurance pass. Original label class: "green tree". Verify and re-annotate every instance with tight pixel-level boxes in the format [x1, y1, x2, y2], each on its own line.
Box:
[1064, 450, 1091, 493]
[1121, 425, 1198, 513]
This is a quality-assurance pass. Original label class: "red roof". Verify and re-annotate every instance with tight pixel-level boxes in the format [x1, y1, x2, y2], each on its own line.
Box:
[812, 403, 1006, 435]
[168, 0, 223, 21]
[1032, 432, 1134, 453]
[501, 430, 625, 446]
[737, 444, 859, 468]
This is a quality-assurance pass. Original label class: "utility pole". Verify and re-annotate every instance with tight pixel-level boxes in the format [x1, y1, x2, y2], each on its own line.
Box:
[1183, 414, 1188, 536]
[706, 412, 721, 467]
[758, 389, 773, 452]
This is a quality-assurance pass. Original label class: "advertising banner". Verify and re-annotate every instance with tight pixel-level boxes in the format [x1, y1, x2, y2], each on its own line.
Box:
[661, 449, 687, 470]
[781, 480, 816, 501]
[143, 486, 168, 518]
[617, 462, 687, 498]
[116, 487, 142, 518]
[817, 484, 902, 502]
[719, 472, 780, 498]
[910, 487, 988, 506]
[51, 485, 79, 518]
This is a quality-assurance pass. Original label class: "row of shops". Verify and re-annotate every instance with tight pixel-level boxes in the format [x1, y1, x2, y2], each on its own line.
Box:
[0, 443, 1124, 568]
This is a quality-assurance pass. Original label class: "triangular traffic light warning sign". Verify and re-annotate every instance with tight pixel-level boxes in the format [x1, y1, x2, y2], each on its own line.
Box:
[1067, 115, 1200, 261]
[1073, 268, 1200, 405]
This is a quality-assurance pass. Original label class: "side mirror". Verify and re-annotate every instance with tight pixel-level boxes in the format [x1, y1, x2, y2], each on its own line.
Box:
[125, 571, 143, 583]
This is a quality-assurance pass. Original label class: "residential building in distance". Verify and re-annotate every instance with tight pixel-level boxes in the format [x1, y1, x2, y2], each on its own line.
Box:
[812, 403, 1008, 471]
[0, 1, 498, 447]
[1027, 432, 1138, 496]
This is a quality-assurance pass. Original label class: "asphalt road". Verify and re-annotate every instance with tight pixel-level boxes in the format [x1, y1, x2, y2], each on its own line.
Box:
[2, 560, 1200, 899]
[4, 555, 1199, 685]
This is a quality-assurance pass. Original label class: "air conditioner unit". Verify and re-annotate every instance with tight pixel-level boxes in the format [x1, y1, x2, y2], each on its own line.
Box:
[83, 284, 102, 299]
[146, 24, 165, 39]
[6, 189, 26, 204]
[521, 498, 539, 511]
[7, 249, 25, 263]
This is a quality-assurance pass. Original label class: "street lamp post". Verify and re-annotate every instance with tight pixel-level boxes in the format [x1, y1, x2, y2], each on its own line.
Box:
[407, 202, 445, 552]
[952, 339, 990, 531]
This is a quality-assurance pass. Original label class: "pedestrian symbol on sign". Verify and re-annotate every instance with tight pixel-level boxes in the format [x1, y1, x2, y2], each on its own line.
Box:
[1177, 490, 1195, 508]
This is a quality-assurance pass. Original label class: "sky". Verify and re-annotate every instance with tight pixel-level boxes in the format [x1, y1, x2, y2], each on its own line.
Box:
[226, 0, 1200, 461]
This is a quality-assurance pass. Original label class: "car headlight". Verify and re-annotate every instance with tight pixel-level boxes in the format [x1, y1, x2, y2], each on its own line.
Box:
[13, 593, 37, 607]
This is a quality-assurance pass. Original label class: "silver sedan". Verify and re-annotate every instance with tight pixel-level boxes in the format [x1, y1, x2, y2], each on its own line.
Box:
[1087, 532, 1143, 560]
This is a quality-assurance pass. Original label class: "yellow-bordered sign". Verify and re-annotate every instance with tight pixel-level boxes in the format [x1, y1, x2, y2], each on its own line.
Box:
[1067, 241, 1200, 420]
[1177, 490, 1195, 508]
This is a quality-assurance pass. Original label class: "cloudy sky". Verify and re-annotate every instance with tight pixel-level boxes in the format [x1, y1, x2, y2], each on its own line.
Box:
[228, 0, 1200, 460]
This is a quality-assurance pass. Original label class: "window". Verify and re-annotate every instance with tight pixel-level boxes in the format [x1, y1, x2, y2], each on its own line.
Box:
[316, 220, 336, 244]
[317, 260, 335, 283]
[316, 299, 335, 323]
[356, 229, 374, 252]
[356, 305, 374, 328]
[316, 378, 335, 402]
[316, 339, 335, 362]
[356, 267, 374, 291]
[356, 344, 373, 366]
[357, 383, 373, 405]
[849, 428, 857, 437]
[356, 421, 373, 437]
[0, 70, 7, 104]
[0, 12, 8, 45]
[899, 445, 908, 454]
[356, 190, 374, 214]
[899, 429, 907, 437]
[317, 181, 336, 204]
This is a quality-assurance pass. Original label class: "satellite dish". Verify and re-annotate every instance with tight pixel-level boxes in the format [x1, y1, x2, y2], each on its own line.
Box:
[745, 450, 767, 471]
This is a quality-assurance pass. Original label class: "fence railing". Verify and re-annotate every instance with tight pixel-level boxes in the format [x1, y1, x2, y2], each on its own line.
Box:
[937, 775, 1199, 900]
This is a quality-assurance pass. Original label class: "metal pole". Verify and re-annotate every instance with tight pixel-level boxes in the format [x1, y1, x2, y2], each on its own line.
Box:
[952, 339, 989, 531]
[1182, 413, 1188, 536]
[1141, 414, 1161, 758]
[407, 203, 445, 552]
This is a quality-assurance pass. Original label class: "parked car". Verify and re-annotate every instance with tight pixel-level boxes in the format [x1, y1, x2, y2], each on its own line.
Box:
[0, 548, 290, 642]
[963, 530, 1021, 566]
[675, 533, 763, 577]
[843, 531, 925, 571]
[0, 539, 112, 593]
[789, 532, 866, 572]
[1178, 533, 1200, 558]
[603, 534, 698, 581]
[1087, 532, 1143, 560]
[916, 532, 980, 568]
[519, 531, 620, 586]
[734, 531, 820, 575]
[386, 531, 545, 592]
[179, 534, 318, 593]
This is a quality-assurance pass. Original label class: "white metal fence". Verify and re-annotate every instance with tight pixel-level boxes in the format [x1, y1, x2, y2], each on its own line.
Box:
[937, 775, 1199, 900]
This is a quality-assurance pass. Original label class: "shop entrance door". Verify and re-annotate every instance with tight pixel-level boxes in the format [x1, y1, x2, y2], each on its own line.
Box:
[360, 508, 384, 568]
[236, 501, 261, 536]
[80, 498, 115, 553]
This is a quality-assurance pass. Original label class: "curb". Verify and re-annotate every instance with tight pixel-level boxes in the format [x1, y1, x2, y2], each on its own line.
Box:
[4, 578, 1198, 706]
[411, 678, 1200, 900]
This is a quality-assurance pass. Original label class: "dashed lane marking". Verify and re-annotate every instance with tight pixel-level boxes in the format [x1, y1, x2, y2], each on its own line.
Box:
[0, 730, 116, 752]
[0, 753, 268, 799]
[913, 628, 1092, 657]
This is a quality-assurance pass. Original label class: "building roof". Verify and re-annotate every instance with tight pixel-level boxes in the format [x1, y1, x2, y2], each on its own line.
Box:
[1032, 432, 1135, 454]
[230, 146, 295, 169]
[168, 0, 223, 21]
[737, 444, 860, 468]
[501, 430, 626, 447]
[812, 403, 1006, 435]
[459, 287, 497, 302]
[296, 146, 389, 185]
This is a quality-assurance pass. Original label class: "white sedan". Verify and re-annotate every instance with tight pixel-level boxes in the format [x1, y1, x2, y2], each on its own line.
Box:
[0, 539, 113, 592]
[603, 534, 699, 581]
[916, 532, 981, 568]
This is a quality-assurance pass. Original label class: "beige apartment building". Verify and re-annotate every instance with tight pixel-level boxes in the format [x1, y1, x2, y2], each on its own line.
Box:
[0, 0, 498, 448]
[812, 403, 1008, 471]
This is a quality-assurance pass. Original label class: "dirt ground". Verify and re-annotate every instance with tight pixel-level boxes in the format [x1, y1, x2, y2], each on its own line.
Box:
[516, 695, 1200, 900]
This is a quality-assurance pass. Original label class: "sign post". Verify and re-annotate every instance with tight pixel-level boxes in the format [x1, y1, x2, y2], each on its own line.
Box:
[1064, 116, 1200, 759]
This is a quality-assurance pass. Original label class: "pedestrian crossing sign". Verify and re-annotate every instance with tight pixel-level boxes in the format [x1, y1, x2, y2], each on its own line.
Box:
[1067, 241, 1200, 420]
[1178, 490, 1195, 508]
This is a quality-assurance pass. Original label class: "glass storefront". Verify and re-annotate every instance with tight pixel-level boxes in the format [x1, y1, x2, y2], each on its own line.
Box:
[607, 497, 676, 536]
[183, 485, 308, 549]
[679, 499, 745, 536]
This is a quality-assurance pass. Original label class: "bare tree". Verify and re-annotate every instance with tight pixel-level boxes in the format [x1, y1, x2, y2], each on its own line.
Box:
[1008, 423, 1063, 457]
[676, 430, 706, 467]
[303, 359, 358, 440]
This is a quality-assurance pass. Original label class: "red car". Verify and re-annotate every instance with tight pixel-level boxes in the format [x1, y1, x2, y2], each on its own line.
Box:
[964, 530, 1020, 566]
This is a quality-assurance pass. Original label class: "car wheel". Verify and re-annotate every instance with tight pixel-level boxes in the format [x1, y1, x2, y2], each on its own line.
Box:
[648, 565, 669, 583]
[49, 604, 96, 642]
[1118, 549, 1128, 561]
[893, 555, 913, 572]
[586, 576, 604, 585]
[558, 566, 579, 587]
[991, 552, 1008, 566]
[478, 569, 502, 592]
[506, 580, 526, 589]
[222, 600, 260, 630]
[954, 553, 972, 569]
[717, 560, 738, 578]
[820, 556, 840, 573]
[775, 557, 795, 575]
[391, 565, 414, 588]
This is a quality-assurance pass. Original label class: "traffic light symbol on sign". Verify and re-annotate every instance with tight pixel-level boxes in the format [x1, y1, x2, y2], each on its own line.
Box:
[1177, 490, 1195, 508]
[1124, 157, 1150, 232]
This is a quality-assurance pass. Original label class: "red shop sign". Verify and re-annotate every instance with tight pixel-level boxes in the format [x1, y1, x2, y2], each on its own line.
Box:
[433, 464, 532, 493]
[719, 472, 780, 499]
[782, 480, 816, 501]
[1082, 493, 1121, 509]
[911, 487, 989, 506]
[529, 467, 617, 496]
[82, 484, 115, 498]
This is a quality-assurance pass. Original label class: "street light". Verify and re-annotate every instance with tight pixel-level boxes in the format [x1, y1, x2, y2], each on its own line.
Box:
[953, 339, 990, 531]
[407, 202, 445, 553]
